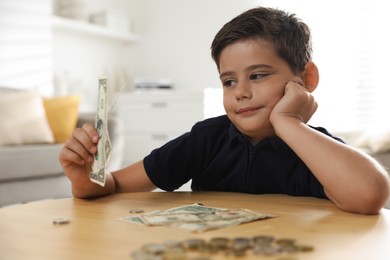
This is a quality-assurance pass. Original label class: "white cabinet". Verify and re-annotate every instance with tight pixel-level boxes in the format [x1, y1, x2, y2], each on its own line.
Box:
[115, 90, 204, 166]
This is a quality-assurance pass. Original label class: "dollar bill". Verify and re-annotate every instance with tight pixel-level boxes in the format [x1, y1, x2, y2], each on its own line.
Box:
[120, 203, 275, 232]
[90, 77, 112, 186]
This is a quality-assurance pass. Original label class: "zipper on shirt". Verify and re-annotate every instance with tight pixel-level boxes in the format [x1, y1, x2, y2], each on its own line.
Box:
[249, 146, 254, 163]
[243, 145, 255, 191]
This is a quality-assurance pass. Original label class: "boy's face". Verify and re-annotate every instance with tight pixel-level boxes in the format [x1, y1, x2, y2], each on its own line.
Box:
[219, 38, 300, 144]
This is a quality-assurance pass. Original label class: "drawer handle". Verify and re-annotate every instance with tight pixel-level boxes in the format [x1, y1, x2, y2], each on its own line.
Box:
[151, 102, 167, 108]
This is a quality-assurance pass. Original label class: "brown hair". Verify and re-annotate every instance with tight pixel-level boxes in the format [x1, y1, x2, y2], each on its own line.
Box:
[211, 7, 312, 74]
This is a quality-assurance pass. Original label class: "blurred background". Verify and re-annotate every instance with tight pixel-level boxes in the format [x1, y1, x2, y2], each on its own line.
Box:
[1, 0, 389, 132]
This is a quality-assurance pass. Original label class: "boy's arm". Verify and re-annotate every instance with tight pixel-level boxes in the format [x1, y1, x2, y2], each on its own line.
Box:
[59, 123, 156, 199]
[68, 160, 156, 199]
[271, 82, 390, 214]
[111, 160, 157, 193]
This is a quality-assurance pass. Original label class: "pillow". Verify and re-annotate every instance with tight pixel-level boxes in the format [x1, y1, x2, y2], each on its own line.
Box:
[0, 90, 55, 145]
[43, 95, 81, 143]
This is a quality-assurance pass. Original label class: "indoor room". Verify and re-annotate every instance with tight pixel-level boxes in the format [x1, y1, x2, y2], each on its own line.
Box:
[1, 1, 390, 258]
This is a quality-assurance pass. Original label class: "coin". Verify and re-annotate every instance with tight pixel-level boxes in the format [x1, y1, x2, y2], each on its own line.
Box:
[225, 248, 247, 257]
[253, 245, 281, 256]
[231, 237, 251, 251]
[295, 244, 314, 252]
[209, 237, 230, 250]
[142, 243, 166, 255]
[276, 238, 296, 246]
[129, 208, 145, 214]
[131, 250, 159, 260]
[164, 240, 183, 249]
[164, 247, 186, 260]
[131, 235, 314, 259]
[182, 239, 206, 250]
[253, 235, 274, 245]
[53, 217, 71, 225]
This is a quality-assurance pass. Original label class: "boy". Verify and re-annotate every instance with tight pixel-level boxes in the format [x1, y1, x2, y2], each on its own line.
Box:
[59, 7, 390, 214]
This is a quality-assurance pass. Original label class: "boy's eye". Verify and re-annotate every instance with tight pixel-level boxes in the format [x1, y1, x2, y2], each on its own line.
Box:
[250, 73, 268, 80]
[222, 79, 237, 88]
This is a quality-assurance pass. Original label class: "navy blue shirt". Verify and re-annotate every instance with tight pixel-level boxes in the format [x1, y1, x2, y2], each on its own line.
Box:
[144, 115, 343, 198]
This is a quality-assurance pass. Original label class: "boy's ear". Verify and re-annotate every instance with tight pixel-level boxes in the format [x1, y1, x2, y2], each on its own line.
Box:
[303, 62, 319, 93]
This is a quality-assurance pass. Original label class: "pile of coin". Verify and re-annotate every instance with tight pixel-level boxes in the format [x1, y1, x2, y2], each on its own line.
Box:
[131, 235, 314, 259]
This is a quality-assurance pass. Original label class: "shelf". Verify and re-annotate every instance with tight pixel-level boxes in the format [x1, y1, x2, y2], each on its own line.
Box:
[52, 16, 141, 43]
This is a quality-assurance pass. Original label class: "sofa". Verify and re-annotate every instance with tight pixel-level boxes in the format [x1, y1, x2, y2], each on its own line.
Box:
[0, 113, 124, 207]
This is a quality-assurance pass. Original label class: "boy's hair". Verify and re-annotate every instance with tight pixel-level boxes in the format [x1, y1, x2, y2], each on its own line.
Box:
[211, 7, 312, 74]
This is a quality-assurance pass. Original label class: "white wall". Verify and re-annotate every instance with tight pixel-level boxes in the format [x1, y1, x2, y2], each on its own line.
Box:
[53, 0, 257, 110]
[128, 0, 256, 90]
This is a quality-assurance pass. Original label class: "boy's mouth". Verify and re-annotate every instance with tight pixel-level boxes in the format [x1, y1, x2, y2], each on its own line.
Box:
[236, 106, 261, 115]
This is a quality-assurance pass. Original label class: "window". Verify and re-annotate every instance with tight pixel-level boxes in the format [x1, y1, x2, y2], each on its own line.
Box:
[257, 0, 390, 132]
[0, 0, 53, 96]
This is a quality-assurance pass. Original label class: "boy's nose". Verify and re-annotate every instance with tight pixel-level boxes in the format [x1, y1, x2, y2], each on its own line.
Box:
[235, 81, 252, 101]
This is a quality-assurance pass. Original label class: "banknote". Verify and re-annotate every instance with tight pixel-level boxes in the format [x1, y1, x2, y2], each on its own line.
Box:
[120, 203, 275, 232]
[90, 77, 112, 186]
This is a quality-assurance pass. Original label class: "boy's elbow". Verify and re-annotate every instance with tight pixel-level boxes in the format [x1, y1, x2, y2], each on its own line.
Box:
[330, 172, 390, 215]
[357, 191, 389, 215]
[337, 193, 387, 215]
[351, 174, 390, 215]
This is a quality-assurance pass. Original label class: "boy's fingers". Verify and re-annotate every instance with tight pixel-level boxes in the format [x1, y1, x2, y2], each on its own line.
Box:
[82, 123, 99, 143]
[61, 134, 91, 164]
[69, 127, 96, 157]
[59, 123, 98, 170]
[289, 77, 304, 87]
[60, 146, 86, 166]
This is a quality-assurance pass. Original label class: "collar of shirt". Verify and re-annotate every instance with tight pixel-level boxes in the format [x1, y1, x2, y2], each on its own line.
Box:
[227, 122, 282, 152]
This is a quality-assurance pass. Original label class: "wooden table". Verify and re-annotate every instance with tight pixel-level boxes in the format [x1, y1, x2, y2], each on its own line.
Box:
[1, 192, 389, 259]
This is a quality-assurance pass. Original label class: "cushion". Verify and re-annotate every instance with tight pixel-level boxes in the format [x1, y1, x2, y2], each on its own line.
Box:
[0, 90, 54, 145]
[43, 95, 81, 143]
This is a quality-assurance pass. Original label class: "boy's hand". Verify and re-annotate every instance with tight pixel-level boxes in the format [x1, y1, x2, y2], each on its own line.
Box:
[59, 123, 99, 188]
[270, 81, 318, 126]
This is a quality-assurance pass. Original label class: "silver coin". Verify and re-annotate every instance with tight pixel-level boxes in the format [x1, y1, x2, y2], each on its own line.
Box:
[164, 247, 186, 260]
[253, 235, 274, 245]
[275, 238, 296, 246]
[182, 239, 206, 250]
[52, 217, 71, 225]
[164, 240, 183, 249]
[231, 237, 251, 251]
[132, 250, 162, 260]
[295, 244, 315, 252]
[142, 243, 166, 255]
[129, 208, 145, 214]
[253, 245, 281, 256]
[209, 237, 230, 250]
